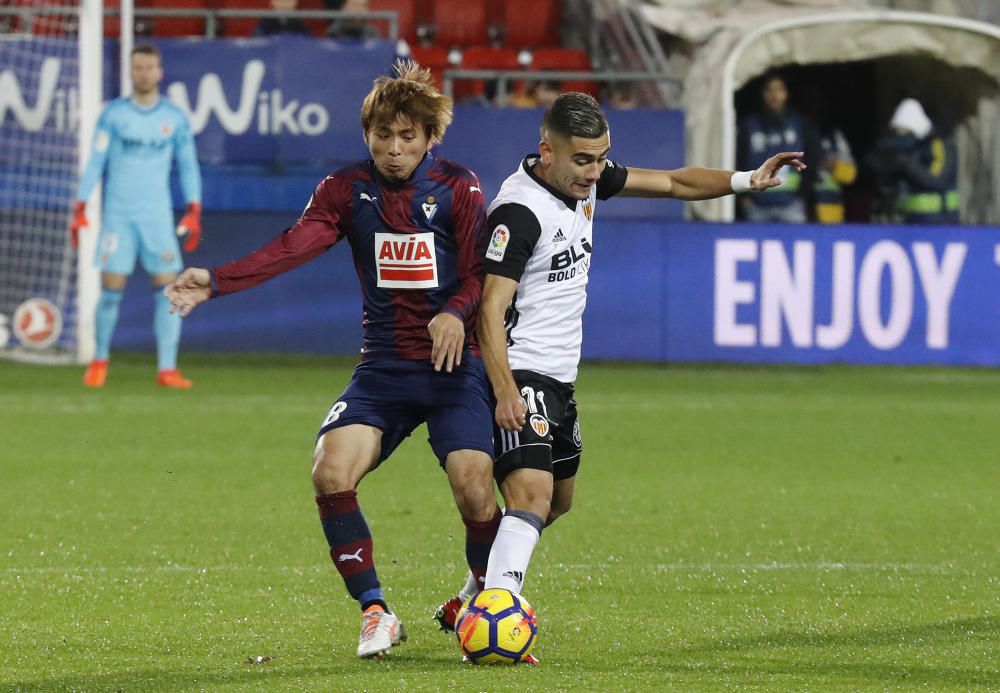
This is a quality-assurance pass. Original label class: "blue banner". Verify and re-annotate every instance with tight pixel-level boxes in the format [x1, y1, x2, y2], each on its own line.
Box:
[156, 36, 395, 165]
[587, 221, 1000, 365]
[113, 216, 1000, 367]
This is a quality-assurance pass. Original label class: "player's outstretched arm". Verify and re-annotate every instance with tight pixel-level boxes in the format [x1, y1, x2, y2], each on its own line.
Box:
[618, 151, 806, 200]
[478, 274, 528, 432]
[165, 268, 212, 317]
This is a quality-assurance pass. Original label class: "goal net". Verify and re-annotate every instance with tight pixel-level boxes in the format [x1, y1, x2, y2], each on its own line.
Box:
[0, 0, 100, 364]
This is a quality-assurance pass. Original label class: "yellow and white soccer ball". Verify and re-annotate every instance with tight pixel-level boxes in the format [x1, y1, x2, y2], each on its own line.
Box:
[454, 588, 538, 664]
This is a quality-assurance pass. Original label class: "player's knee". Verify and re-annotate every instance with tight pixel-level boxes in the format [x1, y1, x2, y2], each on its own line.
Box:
[450, 467, 497, 522]
[445, 451, 494, 517]
[503, 485, 551, 522]
[501, 469, 552, 519]
[311, 447, 353, 493]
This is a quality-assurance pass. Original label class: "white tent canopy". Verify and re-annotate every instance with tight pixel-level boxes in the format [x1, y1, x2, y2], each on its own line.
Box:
[642, 6, 1000, 222]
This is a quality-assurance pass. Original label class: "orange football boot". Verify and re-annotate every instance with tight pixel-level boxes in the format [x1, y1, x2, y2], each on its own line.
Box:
[156, 369, 192, 389]
[83, 360, 108, 388]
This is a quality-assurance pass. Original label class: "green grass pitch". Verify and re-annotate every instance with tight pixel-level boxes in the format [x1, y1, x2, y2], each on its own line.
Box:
[2, 353, 999, 691]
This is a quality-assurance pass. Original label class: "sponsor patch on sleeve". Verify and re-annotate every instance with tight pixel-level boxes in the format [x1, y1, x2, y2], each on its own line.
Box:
[486, 224, 510, 262]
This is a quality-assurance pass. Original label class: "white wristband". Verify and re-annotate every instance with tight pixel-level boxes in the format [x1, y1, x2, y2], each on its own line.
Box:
[730, 170, 753, 193]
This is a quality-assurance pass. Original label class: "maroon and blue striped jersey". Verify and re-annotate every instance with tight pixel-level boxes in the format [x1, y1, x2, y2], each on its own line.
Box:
[211, 154, 487, 360]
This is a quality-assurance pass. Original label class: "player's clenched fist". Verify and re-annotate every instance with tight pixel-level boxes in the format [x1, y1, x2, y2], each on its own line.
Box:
[494, 387, 528, 432]
[165, 267, 211, 317]
[176, 202, 202, 252]
[69, 201, 88, 249]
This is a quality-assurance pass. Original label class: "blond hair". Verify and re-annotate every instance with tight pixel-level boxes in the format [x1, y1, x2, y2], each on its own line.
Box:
[360, 59, 453, 144]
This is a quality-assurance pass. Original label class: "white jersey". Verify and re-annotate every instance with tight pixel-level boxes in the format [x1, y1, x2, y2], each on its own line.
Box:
[483, 155, 628, 383]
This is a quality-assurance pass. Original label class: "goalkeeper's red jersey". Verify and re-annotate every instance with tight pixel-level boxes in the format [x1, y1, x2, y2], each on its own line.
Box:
[211, 154, 487, 361]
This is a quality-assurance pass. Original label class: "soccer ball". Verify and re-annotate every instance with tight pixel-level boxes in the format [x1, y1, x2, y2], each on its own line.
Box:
[455, 588, 538, 664]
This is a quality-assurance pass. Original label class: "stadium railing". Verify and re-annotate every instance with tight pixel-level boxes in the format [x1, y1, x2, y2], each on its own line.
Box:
[442, 68, 681, 106]
[0, 7, 399, 40]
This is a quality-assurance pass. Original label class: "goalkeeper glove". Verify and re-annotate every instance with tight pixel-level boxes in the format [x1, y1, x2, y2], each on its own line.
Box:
[69, 201, 88, 249]
[176, 202, 202, 252]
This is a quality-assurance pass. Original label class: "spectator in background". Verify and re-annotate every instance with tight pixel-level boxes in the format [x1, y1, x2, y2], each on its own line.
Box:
[605, 82, 638, 110]
[325, 0, 378, 40]
[737, 73, 808, 223]
[800, 88, 856, 224]
[810, 126, 856, 223]
[867, 98, 959, 224]
[533, 81, 562, 109]
[508, 80, 562, 109]
[256, 0, 311, 37]
[0, 0, 15, 33]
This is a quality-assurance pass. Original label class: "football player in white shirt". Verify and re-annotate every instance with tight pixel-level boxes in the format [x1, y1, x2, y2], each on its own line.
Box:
[435, 92, 805, 646]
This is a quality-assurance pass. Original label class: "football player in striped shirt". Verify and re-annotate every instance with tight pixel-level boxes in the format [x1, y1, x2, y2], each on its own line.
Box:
[435, 93, 805, 647]
[165, 61, 502, 660]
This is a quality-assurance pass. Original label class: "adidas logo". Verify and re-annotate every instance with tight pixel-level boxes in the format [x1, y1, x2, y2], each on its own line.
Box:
[502, 570, 524, 585]
[552, 229, 567, 243]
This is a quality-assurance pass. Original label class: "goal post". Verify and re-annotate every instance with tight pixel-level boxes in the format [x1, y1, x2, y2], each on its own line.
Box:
[76, 0, 103, 364]
[0, 0, 103, 363]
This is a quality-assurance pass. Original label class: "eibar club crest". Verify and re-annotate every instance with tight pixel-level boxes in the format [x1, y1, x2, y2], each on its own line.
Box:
[582, 201, 593, 220]
[422, 195, 438, 221]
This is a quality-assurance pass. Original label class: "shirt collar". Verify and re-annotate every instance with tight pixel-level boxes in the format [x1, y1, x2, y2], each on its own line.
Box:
[522, 154, 579, 210]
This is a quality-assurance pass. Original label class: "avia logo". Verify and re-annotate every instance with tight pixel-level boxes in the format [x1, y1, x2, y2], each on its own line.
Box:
[337, 548, 364, 563]
[0, 57, 78, 133]
[374, 231, 439, 288]
[166, 60, 329, 136]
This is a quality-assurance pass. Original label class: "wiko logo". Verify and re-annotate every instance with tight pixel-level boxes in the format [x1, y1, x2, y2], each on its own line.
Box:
[0, 57, 78, 132]
[167, 60, 330, 136]
[1, 57, 329, 137]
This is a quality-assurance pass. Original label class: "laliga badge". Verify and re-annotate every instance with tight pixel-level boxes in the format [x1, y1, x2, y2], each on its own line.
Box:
[486, 224, 510, 262]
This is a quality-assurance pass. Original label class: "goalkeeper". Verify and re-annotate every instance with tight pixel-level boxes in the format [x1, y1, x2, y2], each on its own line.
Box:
[71, 43, 202, 389]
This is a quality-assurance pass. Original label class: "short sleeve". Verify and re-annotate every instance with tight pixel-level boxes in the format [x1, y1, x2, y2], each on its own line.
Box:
[483, 203, 542, 282]
[596, 158, 629, 200]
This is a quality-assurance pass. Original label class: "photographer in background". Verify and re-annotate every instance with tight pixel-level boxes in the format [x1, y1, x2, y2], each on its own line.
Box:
[737, 73, 808, 223]
[866, 98, 959, 225]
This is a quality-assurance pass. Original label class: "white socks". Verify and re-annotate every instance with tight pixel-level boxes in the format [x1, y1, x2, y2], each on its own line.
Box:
[458, 571, 479, 603]
[484, 512, 543, 594]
